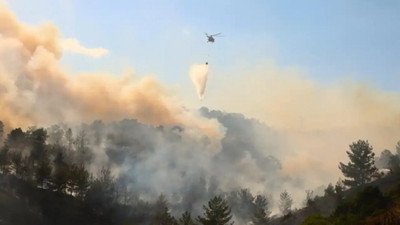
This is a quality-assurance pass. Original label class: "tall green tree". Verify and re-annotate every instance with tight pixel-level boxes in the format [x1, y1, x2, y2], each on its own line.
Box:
[252, 195, 271, 225]
[152, 207, 178, 225]
[151, 194, 178, 225]
[198, 196, 234, 225]
[179, 211, 196, 225]
[339, 140, 378, 187]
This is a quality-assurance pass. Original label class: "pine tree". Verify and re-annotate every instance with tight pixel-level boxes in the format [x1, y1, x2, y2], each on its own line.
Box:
[278, 190, 293, 216]
[179, 211, 196, 225]
[338, 140, 378, 187]
[152, 194, 178, 225]
[153, 207, 178, 225]
[252, 195, 270, 225]
[198, 196, 234, 225]
[228, 189, 255, 223]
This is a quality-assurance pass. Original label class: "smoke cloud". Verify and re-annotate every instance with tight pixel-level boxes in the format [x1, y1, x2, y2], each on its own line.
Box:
[0, 5, 222, 141]
[61, 38, 108, 58]
[189, 63, 209, 100]
[204, 62, 400, 202]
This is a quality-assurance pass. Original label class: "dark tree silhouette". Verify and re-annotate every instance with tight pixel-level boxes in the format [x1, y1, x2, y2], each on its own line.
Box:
[198, 195, 234, 225]
[228, 189, 255, 223]
[86, 166, 115, 208]
[0, 120, 3, 141]
[5, 128, 27, 151]
[179, 211, 196, 225]
[152, 207, 178, 225]
[279, 190, 293, 216]
[69, 164, 90, 198]
[52, 162, 70, 192]
[35, 153, 52, 187]
[29, 128, 48, 164]
[388, 155, 400, 172]
[339, 140, 378, 187]
[252, 195, 271, 225]
[10, 151, 23, 176]
[0, 147, 10, 173]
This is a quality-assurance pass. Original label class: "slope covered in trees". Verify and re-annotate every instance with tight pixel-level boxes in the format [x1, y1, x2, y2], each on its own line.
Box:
[0, 110, 400, 224]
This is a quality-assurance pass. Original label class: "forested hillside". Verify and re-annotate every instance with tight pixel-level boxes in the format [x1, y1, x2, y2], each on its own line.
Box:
[0, 110, 400, 225]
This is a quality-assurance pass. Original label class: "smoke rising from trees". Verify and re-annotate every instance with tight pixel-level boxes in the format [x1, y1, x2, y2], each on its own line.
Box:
[2, 3, 400, 218]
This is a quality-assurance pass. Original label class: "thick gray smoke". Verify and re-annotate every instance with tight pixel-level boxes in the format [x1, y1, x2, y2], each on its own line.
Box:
[46, 108, 297, 217]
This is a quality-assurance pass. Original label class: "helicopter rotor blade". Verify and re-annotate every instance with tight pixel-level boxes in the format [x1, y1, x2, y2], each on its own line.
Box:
[211, 33, 222, 36]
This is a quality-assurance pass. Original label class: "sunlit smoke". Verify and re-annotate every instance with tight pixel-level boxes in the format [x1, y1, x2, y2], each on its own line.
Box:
[0, 5, 222, 140]
[189, 63, 209, 100]
[61, 38, 108, 58]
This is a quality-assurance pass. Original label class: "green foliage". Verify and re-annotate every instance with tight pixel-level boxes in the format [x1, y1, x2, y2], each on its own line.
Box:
[228, 188, 255, 223]
[52, 163, 70, 192]
[35, 154, 52, 187]
[252, 194, 271, 225]
[388, 155, 400, 172]
[324, 183, 335, 197]
[339, 140, 378, 187]
[179, 211, 196, 225]
[198, 196, 234, 225]
[332, 186, 387, 224]
[152, 207, 178, 225]
[0, 147, 10, 173]
[85, 166, 116, 208]
[5, 128, 27, 151]
[301, 214, 332, 225]
[29, 128, 48, 162]
[69, 164, 90, 198]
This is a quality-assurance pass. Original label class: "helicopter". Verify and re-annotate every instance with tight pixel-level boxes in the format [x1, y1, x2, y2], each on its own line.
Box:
[205, 33, 222, 43]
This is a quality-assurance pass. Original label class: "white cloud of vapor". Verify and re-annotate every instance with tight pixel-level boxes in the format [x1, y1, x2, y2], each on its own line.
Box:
[61, 38, 108, 58]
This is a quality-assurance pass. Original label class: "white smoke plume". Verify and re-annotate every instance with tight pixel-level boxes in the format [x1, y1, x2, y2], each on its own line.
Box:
[189, 63, 209, 100]
[61, 38, 108, 58]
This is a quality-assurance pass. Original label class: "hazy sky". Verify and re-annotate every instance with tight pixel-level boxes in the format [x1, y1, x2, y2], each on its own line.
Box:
[4, 0, 400, 91]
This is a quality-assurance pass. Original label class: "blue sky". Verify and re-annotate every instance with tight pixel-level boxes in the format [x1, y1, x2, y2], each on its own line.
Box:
[4, 0, 400, 91]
